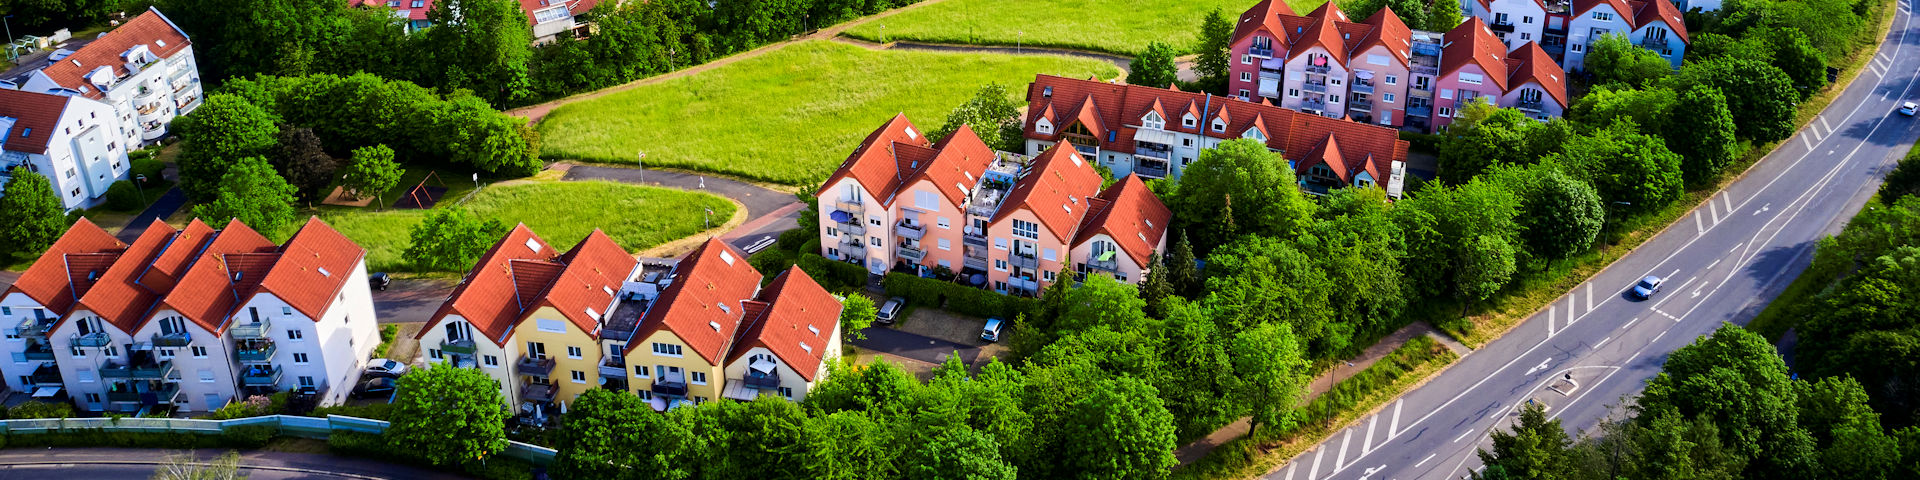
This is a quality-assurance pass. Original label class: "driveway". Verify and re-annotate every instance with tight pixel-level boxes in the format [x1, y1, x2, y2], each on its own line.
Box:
[371, 277, 457, 324]
[562, 164, 804, 253]
[852, 326, 982, 367]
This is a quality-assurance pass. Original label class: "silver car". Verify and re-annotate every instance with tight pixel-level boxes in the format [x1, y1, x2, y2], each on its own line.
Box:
[875, 297, 905, 325]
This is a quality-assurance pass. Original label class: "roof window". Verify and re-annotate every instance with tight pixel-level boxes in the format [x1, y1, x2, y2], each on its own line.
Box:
[801, 342, 813, 354]
[709, 321, 722, 331]
[720, 251, 736, 265]
[716, 302, 730, 314]
[807, 325, 820, 335]
[318, 267, 331, 277]
[524, 238, 541, 252]
[904, 126, 918, 139]
[1043, 86, 1053, 97]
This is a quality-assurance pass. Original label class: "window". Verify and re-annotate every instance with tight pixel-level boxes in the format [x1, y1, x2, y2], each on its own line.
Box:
[199, 370, 215, 383]
[534, 7, 569, 24]
[1242, 55, 1252, 64]
[1458, 73, 1484, 85]
[293, 353, 309, 364]
[634, 365, 650, 377]
[1523, 16, 1533, 23]
[1211, 119, 1226, 133]
[869, 217, 881, 226]
[1043, 270, 1056, 282]
[994, 237, 1008, 250]
[936, 216, 950, 229]
[1495, 13, 1508, 24]
[86, 393, 100, 403]
[412, 0, 424, 6]
[281, 306, 293, 316]
[1288, 88, 1300, 98]
[1182, 114, 1196, 128]
[65, 168, 75, 179]
[779, 387, 794, 398]
[652, 343, 684, 357]
[571, 370, 587, 383]
[430, 349, 442, 359]
[299, 376, 315, 388]
[1331, 95, 1342, 103]
[1367, 54, 1389, 66]
[691, 372, 708, 385]
[567, 346, 583, 359]
[537, 318, 565, 333]
[485, 355, 500, 367]
[1241, 72, 1252, 82]
[914, 190, 938, 210]
[995, 259, 1007, 271]
[869, 236, 882, 247]
[1440, 89, 1454, 100]
[1593, 12, 1612, 21]
[694, 396, 708, 404]
[1239, 89, 1251, 98]
[825, 226, 837, 237]
[191, 346, 208, 358]
[1439, 107, 1454, 117]
[1385, 75, 1398, 85]
[937, 238, 952, 251]
[528, 342, 548, 358]
[1521, 33, 1531, 40]
[1571, 43, 1584, 53]
[287, 329, 304, 341]
[1384, 93, 1396, 103]
[1011, 220, 1039, 239]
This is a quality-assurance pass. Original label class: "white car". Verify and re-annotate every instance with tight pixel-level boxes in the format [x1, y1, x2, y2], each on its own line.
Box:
[981, 318, 1006, 342]
[364, 358, 410, 378]
[1901, 102, 1917, 116]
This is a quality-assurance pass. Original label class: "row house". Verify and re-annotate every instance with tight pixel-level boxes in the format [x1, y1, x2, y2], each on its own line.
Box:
[11, 8, 203, 144]
[1558, 0, 1689, 70]
[1227, 1, 1570, 131]
[0, 89, 133, 211]
[2, 217, 375, 413]
[1434, 19, 1571, 129]
[1021, 74, 1412, 198]
[352, 0, 600, 44]
[815, 114, 996, 276]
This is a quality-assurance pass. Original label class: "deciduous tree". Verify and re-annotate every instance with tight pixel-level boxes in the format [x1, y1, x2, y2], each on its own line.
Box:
[899, 426, 1018, 480]
[192, 156, 298, 238]
[271, 127, 339, 205]
[1678, 57, 1799, 142]
[401, 209, 510, 272]
[1476, 403, 1575, 480]
[1669, 85, 1741, 189]
[552, 389, 700, 480]
[385, 362, 509, 466]
[840, 294, 877, 341]
[1547, 122, 1683, 218]
[1129, 42, 1180, 89]
[418, 0, 535, 106]
[1062, 377, 1177, 480]
[1585, 34, 1672, 88]
[173, 94, 281, 201]
[1169, 138, 1316, 252]
[342, 145, 405, 208]
[0, 168, 68, 258]
[1231, 322, 1309, 437]
[930, 84, 1025, 152]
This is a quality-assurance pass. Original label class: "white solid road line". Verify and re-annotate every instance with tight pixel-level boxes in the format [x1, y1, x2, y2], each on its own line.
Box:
[1593, 336, 1611, 350]
[1722, 192, 1734, 215]
[1415, 453, 1437, 468]
[1308, 447, 1324, 480]
[1730, 242, 1744, 253]
[1706, 258, 1721, 270]
[1548, 306, 1556, 336]
[1587, 283, 1594, 311]
[1283, 462, 1296, 480]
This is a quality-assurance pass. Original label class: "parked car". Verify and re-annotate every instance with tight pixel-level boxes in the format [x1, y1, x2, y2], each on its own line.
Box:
[364, 358, 409, 378]
[875, 297, 905, 325]
[981, 317, 1006, 342]
[369, 272, 391, 291]
[352, 377, 396, 398]
[1631, 276, 1665, 300]
[1902, 102, 1918, 116]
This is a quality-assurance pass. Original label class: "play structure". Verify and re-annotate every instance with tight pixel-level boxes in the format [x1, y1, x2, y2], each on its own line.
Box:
[393, 171, 449, 210]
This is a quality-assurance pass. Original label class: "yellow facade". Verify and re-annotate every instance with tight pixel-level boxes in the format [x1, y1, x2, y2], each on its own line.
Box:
[509, 306, 601, 406]
[626, 329, 726, 403]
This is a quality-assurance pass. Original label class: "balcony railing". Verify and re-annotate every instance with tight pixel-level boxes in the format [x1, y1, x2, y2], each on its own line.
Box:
[231, 320, 272, 340]
[440, 338, 476, 355]
[1638, 36, 1668, 49]
[1134, 143, 1172, 161]
[840, 234, 865, 247]
[29, 363, 61, 385]
[1009, 253, 1039, 270]
[152, 331, 191, 347]
[1087, 257, 1121, 273]
[236, 342, 277, 362]
[897, 246, 927, 262]
[1491, 22, 1516, 33]
[1349, 99, 1373, 111]
[651, 376, 688, 398]
[964, 257, 989, 271]
[1300, 99, 1328, 112]
[1409, 87, 1434, 98]
[22, 343, 55, 361]
[521, 383, 558, 403]
[1305, 64, 1332, 74]
[1073, 143, 1099, 159]
[1248, 45, 1274, 58]
[1407, 105, 1433, 118]
[1352, 82, 1375, 94]
[106, 382, 180, 403]
[963, 233, 988, 248]
[1302, 82, 1328, 93]
[516, 355, 556, 378]
[743, 370, 781, 389]
[240, 365, 283, 387]
[835, 199, 865, 215]
[15, 318, 52, 339]
[895, 223, 926, 240]
[1411, 65, 1439, 76]
[836, 220, 864, 237]
[71, 332, 111, 348]
[1515, 99, 1547, 113]
[1135, 162, 1170, 179]
[599, 357, 627, 377]
[101, 359, 174, 380]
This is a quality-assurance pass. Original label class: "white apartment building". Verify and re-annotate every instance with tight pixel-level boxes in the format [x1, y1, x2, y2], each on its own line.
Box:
[0, 89, 133, 211]
[15, 7, 203, 144]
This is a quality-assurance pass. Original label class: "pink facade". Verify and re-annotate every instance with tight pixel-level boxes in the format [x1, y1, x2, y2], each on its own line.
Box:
[1432, 64, 1499, 131]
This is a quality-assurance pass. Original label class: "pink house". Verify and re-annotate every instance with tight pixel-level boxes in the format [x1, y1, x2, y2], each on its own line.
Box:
[1501, 42, 1569, 121]
[1067, 175, 1171, 284]
[1433, 18, 1511, 130]
[983, 143, 1104, 295]
[814, 114, 995, 275]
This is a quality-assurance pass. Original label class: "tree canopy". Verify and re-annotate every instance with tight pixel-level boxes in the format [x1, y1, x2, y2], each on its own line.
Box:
[1129, 42, 1180, 89]
[403, 209, 512, 272]
[385, 362, 510, 466]
[0, 168, 68, 259]
[173, 94, 282, 202]
[1168, 138, 1316, 253]
[192, 156, 299, 238]
[930, 84, 1025, 152]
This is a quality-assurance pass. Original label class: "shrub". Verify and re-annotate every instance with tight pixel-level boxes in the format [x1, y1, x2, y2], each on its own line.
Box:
[749, 248, 797, 278]
[220, 424, 276, 448]
[776, 228, 813, 250]
[7, 401, 74, 419]
[308, 402, 395, 420]
[104, 180, 143, 211]
[327, 431, 392, 459]
[1398, 130, 1443, 153]
[797, 253, 868, 290]
[1880, 147, 1920, 201]
[207, 395, 275, 419]
[5, 429, 257, 449]
[130, 158, 165, 185]
[126, 148, 157, 161]
[880, 272, 1036, 319]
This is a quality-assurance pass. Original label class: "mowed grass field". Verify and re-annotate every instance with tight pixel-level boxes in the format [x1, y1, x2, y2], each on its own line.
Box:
[535, 40, 1122, 185]
[320, 180, 735, 271]
[841, 0, 1331, 55]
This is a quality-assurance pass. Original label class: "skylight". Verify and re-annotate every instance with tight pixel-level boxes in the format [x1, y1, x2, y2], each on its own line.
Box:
[318, 267, 331, 277]
[709, 321, 722, 331]
[720, 251, 736, 265]
[524, 238, 541, 252]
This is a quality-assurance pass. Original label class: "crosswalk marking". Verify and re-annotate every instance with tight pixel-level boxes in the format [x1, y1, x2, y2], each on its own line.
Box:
[1363, 416, 1377, 454]
[1337, 429, 1352, 468]
[1390, 400, 1402, 436]
[1309, 447, 1325, 480]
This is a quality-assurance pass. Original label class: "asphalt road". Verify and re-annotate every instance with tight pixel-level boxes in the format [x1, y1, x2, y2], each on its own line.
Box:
[1270, 5, 1920, 480]
[851, 326, 984, 366]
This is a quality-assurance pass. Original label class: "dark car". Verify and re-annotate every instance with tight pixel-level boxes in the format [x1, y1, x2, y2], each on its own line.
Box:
[353, 377, 396, 398]
[369, 272, 391, 291]
[1631, 276, 1665, 299]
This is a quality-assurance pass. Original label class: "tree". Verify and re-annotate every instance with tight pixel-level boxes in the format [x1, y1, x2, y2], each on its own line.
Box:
[552, 389, 699, 480]
[1669, 85, 1741, 189]
[1678, 57, 1799, 142]
[1475, 403, 1574, 480]
[1439, 103, 1543, 182]
[1394, 178, 1523, 303]
[840, 294, 877, 342]
[1231, 322, 1309, 437]
[341, 145, 405, 208]
[1203, 235, 1341, 353]
[151, 450, 245, 480]
[1062, 377, 1178, 480]
[1584, 34, 1672, 88]
[1169, 138, 1316, 253]
[1504, 166, 1604, 265]
[929, 84, 1025, 152]
[1426, 0, 1463, 32]
[1164, 231, 1200, 297]
[418, 0, 535, 106]
[1567, 84, 1675, 134]
[0, 168, 68, 258]
[899, 426, 1018, 480]
[1457, 234, 1518, 311]
[192, 156, 298, 238]
[1154, 299, 1239, 438]
[1347, 0, 1431, 32]
[803, 410, 899, 480]
[1798, 376, 1900, 480]
[1547, 121, 1683, 219]
[1051, 275, 1152, 337]
[270, 127, 340, 205]
[402, 209, 510, 272]
[1640, 323, 1819, 480]
[173, 94, 282, 201]
[1192, 8, 1235, 94]
[1755, 27, 1828, 99]
[1129, 42, 1180, 89]
[385, 362, 509, 466]
[1138, 254, 1172, 316]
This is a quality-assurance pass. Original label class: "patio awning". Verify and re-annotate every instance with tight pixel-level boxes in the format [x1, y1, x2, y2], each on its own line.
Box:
[829, 210, 852, 223]
[31, 386, 61, 398]
[1354, 70, 1374, 80]
[1097, 250, 1117, 261]
[749, 357, 779, 373]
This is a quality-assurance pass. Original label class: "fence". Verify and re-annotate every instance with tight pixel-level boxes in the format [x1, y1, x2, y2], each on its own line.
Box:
[0, 415, 556, 465]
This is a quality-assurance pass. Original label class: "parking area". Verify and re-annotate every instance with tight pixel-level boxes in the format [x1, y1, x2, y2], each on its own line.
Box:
[849, 293, 1011, 376]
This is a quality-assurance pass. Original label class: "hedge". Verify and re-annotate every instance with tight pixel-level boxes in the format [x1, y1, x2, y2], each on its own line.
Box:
[130, 158, 165, 185]
[881, 272, 1037, 319]
[104, 180, 143, 211]
[329, 432, 532, 480]
[2, 424, 275, 450]
[797, 253, 868, 291]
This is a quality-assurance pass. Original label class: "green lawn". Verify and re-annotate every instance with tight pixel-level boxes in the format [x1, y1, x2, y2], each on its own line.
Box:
[841, 0, 1330, 55]
[535, 40, 1122, 185]
[320, 180, 735, 271]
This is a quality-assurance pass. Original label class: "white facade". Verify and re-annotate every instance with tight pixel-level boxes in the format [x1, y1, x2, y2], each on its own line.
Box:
[417, 316, 522, 406]
[721, 344, 839, 403]
[19, 44, 202, 145]
[1630, 20, 1687, 69]
[1675, 0, 1720, 12]
[1473, 0, 1551, 50]
[0, 294, 63, 396]
[48, 314, 140, 411]
[231, 260, 379, 407]
[130, 310, 236, 412]
[0, 95, 133, 211]
[1562, 4, 1635, 70]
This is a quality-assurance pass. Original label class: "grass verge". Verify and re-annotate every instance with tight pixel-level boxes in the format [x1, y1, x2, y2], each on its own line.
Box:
[373, 324, 399, 359]
[535, 40, 1121, 185]
[840, 0, 1310, 56]
[1172, 336, 1456, 479]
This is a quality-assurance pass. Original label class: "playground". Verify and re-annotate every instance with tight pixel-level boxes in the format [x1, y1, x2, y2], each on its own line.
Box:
[321, 170, 450, 210]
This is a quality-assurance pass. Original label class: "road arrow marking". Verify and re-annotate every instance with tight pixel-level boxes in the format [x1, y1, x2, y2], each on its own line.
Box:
[1359, 464, 1386, 480]
[1526, 359, 1550, 376]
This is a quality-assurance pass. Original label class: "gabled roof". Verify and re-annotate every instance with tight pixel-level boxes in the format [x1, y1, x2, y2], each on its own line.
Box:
[531, 230, 635, 336]
[1071, 175, 1171, 267]
[1505, 42, 1570, 107]
[727, 267, 841, 382]
[816, 114, 994, 209]
[520, 0, 597, 24]
[0, 88, 73, 155]
[1628, 0, 1689, 43]
[5, 218, 123, 317]
[256, 217, 366, 324]
[626, 238, 763, 364]
[992, 143, 1104, 241]
[136, 219, 216, 295]
[420, 224, 557, 344]
[1231, 0, 1300, 46]
[817, 114, 929, 204]
[1354, 6, 1414, 65]
[33, 8, 190, 100]
[157, 219, 278, 334]
[1290, 3, 1350, 60]
[1441, 18, 1511, 91]
[1572, 0, 1634, 18]
[67, 220, 177, 333]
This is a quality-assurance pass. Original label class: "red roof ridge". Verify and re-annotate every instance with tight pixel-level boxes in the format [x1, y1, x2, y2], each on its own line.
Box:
[6, 218, 123, 317]
[1505, 42, 1570, 108]
[725, 267, 841, 381]
[1441, 17, 1510, 91]
[626, 238, 763, 364]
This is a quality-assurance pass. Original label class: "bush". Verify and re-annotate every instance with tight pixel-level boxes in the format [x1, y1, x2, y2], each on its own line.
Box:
[1880, 147, 1920, 201]
[308, 402, 395, 420]
[220, 424, 276, 448]
[327, 431, 392, 459]
[126, 148, 157, 161]
[104, 180, 143, 211]
[797, 253, 868, 290]
[207, 394, 275, 419]
[5, 428, 264, 449]
[6, 401, 74, 419]
[749, 248, 797, 278]
[776, 228, 813, 251]
[880, 272, 1037, 319]
[1398, 130, 1443, 153]
[130, 158, 165, 186]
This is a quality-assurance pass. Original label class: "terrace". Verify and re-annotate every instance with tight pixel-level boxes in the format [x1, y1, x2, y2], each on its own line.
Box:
[602, 297, 651, 345]
[101, 353, 173, 380]
[29, 362, 61, 385]
[1352, 79, 1375, 94]
[1516, 99, 1547, 113]
[516, 355, 556, 378]
[15, 316, 53, 339]
[967, 176, 1016, 217]
[521, 383, 557, 403]
[22, 339, 55, 361]
[240, 365, 282, 387]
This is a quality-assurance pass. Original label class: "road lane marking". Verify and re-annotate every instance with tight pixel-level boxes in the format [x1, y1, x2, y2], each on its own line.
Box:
[1709, 200, 1720, 223]
[1820, 115, 1833, 133]
[1338, 429, 1352, 468]
[1707, 259, 1721, 270]
[1652, 309, 1680, 322]
[1548, 305, 1556, 336]
[1622, 317, 1639, 330]
[1390, 400, 1402, 436]
[1722, 192, 1734, 215]
[1730, 242, 1744, 253]
[1652, 330, 1668, 344]
[1526, 359, 1551, 376]
[1593, 336, 1612, 350]
[1415, 454, 1437, 468]
[1363, 416, 1377, 454]
[1567, 294, 1575, 318]
[1753, 203, 1770, 215]
[1695, 212, 1704, 234]
[1453, 429, 1476, 443]
[1283, 462, 1296, 480]
[1802, 135, 1815, 150]
[1587, 283, 1594, 312]
[1309, 448, 1324, 480]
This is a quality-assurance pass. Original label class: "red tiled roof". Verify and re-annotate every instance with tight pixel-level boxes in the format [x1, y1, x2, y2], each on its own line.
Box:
[816, 114, 929, 204]
[727, 267, 841, 382]
[34, 8, 190, 100]
[136, 219, 215, 295]
[352, 0, 435, 21]
[158, 219, 278, 334]
[993, 143, 1104, 241]
[1572, 0, 1634, 19]
[1628, 0, 1689, 44]
[626, 238, 764, 364]
[256, 217, 366, 324]
[66, 220, 177, 333]
[1505, 42, 1570, 108]
[534, 230, 636, 336]
[5, 218, 123, 317]
[1355, 6, 1414, 65]
[815, 114, 993, 209]
[1072, 175, 1171, 267]
[1232, 0, 1299, 46]
[1290, 4, 1349, 61]
[419, 224, 558, 344]
[1442, 18, 1511, 91]
[0, 88, 73, 155]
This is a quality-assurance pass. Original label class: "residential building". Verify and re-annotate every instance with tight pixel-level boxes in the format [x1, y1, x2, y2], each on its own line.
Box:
[1674, 0, 1721, 12]
[1562, 0, 1689, 70]
[14, 216, 372, 413]
[352, 0, 600, 43]
[1067, 175, 1172, 285]
[13, 8, 203, 144]
[814, 114, 995, 275]
[352, 0, 436, 32]
[1021, 74, 1411, 198]
[1433, 19, 1572, 129]
[982, 144, 1105, 296]
[0, 218, 124, 401]
[0, 89, 134, 211]
[618, 238, 761, 409]
[1227, 0, 1573, 131]
[720, 267, 842, 403]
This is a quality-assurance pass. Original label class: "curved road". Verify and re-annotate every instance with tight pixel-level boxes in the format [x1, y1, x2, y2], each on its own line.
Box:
[1268, 4, 1920, 480]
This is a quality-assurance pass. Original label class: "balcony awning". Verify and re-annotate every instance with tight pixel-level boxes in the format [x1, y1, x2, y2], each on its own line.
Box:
[1354, 70, 1374, 80]
[1097, 250, 1116, 261]
[32, 386, 60, 398]
[829, 210, 852, 223]
[749, 357, 779, 373]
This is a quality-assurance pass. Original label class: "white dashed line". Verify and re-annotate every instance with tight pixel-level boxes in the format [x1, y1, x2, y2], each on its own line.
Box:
[1453, 429, 1475, 443]
[1415, 453, 1437, 468]
[1593, 336, 1612, 350]
[1622, 317, 1639, 330]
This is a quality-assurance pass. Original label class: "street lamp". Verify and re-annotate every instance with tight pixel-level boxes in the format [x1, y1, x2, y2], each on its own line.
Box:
[637, 150, 646, 184]
[4, 15, 15, 46]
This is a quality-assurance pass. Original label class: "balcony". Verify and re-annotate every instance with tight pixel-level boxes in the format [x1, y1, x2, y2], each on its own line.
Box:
[834, 199, 865, 216]
[1300, 99, 1328, 113]
[1087, 256, 1121, 273]
[1248, 45, 1274, 58]
[22, 342, 55, 361]
[1411, 64, 1439, 76]
[1407, 105, 1433, 118]
[963, 233, 988, 248]
[1409, 87, 1434, 98]
[440, 338, 476, 355]
[1073, 143, 1099, 159]
[240, 365, 283, 387]
[835, 220, 865, 237]
[1134, 142, 1172, 161]
[235, 342, 276, 362]
[521, 383, 557, 403]
[231, 319, 272, 340]
[29, 362, 61, 385]
[516, 355, 556, 378]
[151, 331, 191, 347]
[71, 332, 111, 348]
[1302, 82, 1328, 93]
[1491, 22, 1516, 33]
[15, 317, 52, 339]
[897, 246, 927, 263]
[1352, 81, 1375, 94]
[651, 371, 689, 398]
[1349, 99, 1373, 111]
[599, 356, 627, 378]
[106, 382, 179, 403]
[1516, 99, 1547, 113]
[1134, 161, 1170, 179]
[1638, 36, 1668, 49]
[1305, 64, 1331, 75]
[840, 234, 865, 248]
[964, 256, 989, 271]
[1009, 253, 1038, 270]
[101, 359, 174, 380]
[743, 370, 781, 389]
[895, 222, 926, 240]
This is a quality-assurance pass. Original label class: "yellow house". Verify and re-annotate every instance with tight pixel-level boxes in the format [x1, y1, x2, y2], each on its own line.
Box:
[623, 238, 764, 410]
[502, 230, 635, 409]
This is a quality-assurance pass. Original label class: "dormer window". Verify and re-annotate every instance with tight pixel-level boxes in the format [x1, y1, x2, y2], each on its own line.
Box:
[1036, 118, 1054, 134]
[1141, 111, 1165, 130]
[1182, 113, 1197, 128]
[1211, 119, 1226, 133]
[1243, 127, 1266, 142]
